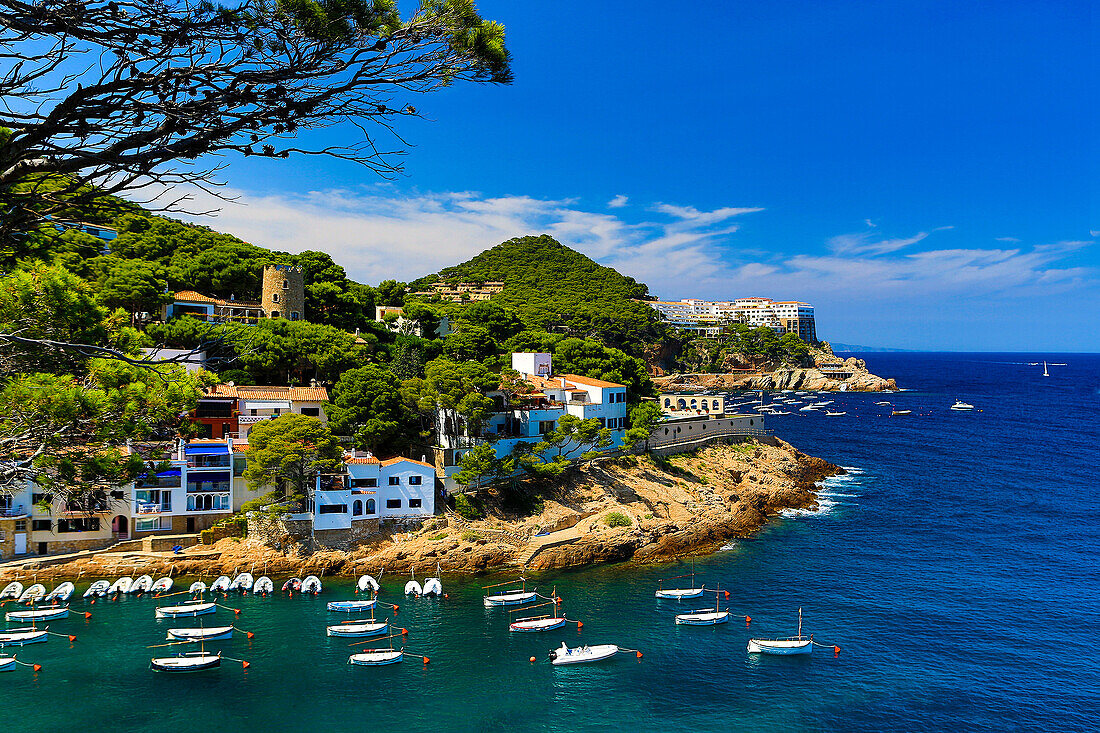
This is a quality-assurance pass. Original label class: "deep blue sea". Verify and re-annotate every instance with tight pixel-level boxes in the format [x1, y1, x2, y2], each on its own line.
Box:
[3, 353, 1097, 731]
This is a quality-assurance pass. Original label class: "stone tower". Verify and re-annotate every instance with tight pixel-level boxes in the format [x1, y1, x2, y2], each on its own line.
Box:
[261, 264, 305, 321]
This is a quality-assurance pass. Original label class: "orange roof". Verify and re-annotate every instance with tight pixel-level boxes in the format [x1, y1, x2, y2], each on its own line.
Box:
[173, 290, 220, 304]
[345, 454, 381, 465]
[561, 374, 626, 389]
[232, 442, 249, 453]
[210, 385, 329, 401]
[380, 457, 435, 469]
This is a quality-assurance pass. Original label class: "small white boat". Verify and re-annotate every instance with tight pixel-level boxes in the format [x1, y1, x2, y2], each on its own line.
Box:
[189, 581, 208, 595]
[799, 405, 817, 412]
[210, 576, 231, 593]
[44, 582, 75, 603]
[229, 573, 253, 592]
[675, 609, 730, 625]
[422, 578, 443, 597]
[655, 587, 705, 600]
[301, 576, 322, 595]
[18, 584, 46, 603]
[891, 410, 913, 416]
[83, 581, 110, 598]
[109, 577, 132, 595]
[150, 651, 221, 673]
[404, 580, 422, 596]
[155, 601, 216, 619]
[167, 626, 233, 641]
[6, 606, 69, 622]
[549, 642, 619, 666]
[0, 627, 49, 646]
[130, 575, 153, 594]
[483, 590, 537, 607]
[824, 411, 846, 417]
[1, 582, 23, 600]
[875, 401, 891, 406]
[0, 656, 16, 671]
[1043, 360, 1049, 377]
[950, 400, 974, 411]
[327, 621, 389, 638]
[356, 575, 379, 594]
[282, 578, 301, 593]
[328, 599, 376, 613]
[510, 616, 568, 633]
[747, 607, 814, 655]
[348, 649, 403, 666]
[151, 578, 173, 594]
[253, 577, 274, 595]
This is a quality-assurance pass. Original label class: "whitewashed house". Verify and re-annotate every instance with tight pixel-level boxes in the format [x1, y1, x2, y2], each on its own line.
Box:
[301, 452, 436, 531]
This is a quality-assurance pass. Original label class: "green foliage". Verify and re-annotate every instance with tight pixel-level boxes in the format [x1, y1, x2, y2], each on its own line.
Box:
[604, 511, 632, 528]
[453, 442, 502, 489]
[460, 529, 480, 542]
[242, 414, 342, 507]
[93, 257, 173, 316]
[508, 414, 614, 479]
[625, 401, 663, 450]
[453, 494, 484, 521]
[325, 364, 410, 455]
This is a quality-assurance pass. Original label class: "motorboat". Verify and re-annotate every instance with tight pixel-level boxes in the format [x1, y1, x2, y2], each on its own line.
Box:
[327, 620, 389, 638]
[229, 573, 253, 592]
[189, 581, 207, 595]
[83, 581, 110, 598]
[253, 577, 274, 595]
[422, 578, 443, 597]
[301, 576, 322, 595]
[130, 575, 153, 594]
[150, 651, 221, 673]
[824, 411, 846, 416]
[327, 599, 377, 613]
[950, 400, 974, 411]
[404, 580, 423, 596]
[356, 575, 379, 594]
[0, 582, 22, 600]
[6, 606, 69, 622]
[155, 601, 216, 619]
[167, 626, 233, 641]
[18, 584, 46, 604]
[109, 577, 132, 595]
[282, 578, 301, 593]
[44, 582, 75, 603]
[548, 642, 619, 666]
[210, 576, 231, 593]
[875, 401, 891, 406]
[891, 410, 913, 416]
[0, 627, 49, 646]
[799, 405, 817, 412]
[151, 578, 173, 594]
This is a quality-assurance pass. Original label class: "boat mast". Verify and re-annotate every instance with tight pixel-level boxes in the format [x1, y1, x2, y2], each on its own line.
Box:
[798, 607, 802, 639]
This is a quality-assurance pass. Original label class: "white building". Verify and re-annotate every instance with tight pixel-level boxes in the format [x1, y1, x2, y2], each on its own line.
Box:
[647, 298, 816, 341]
[296, 453, 436, 531]
[436, 353, 630, 489]
[196, 384, 329, 440]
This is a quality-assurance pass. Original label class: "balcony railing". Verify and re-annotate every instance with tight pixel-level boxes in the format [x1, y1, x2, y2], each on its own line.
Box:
[186, 457, 231, 469]
[187, 481, 230, 493]
[134, 502, 172, 515]
[0, 505, 26, 518]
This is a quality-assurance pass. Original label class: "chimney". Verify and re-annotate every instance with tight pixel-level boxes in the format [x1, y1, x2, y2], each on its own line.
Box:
[560, 377, 567, 388]
[310, 378, 318, 388]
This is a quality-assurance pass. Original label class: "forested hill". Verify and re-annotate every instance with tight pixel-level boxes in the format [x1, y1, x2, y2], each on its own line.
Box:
[413, 234, 667, 353]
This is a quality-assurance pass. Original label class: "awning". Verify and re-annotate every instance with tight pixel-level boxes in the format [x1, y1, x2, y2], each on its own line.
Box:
[242, 400, 291, 410]
[184, 444, 229, 455]
[157, 469, 181, 477]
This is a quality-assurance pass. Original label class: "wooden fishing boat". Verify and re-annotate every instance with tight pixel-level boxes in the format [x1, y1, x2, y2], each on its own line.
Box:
[301, 576, 322, 594]
[282, 578, 301, 593]
[549, 642, 619, 666]
[747, 608, 813, 655]
[327, 599, 376, 613]
[210, 576, 231, 593]
[0, 627, 49, 646]
[83, 581, 110, 598]
[253, 577, 274, 595]
[0, 656, 15, 671]
[348, 649, 403, 666]
[151, 578, 173, 594]
[483, 577, 537, 607]
[150, 651, 222, 673]
[155, 601, 216, 619]
[1, 582, 23, 600]
[130, 575, 153, 594]
[675, 609, 730, 625]
[7, 606, 69, 622]
[167, 626, 233, 641]
[109, 577, 132, 594]
[18, 584, 46, 604]
[229, 573, 253, 592]
[356, 575, 379, 594]
[188, 581, 207, 595]
[655, 560, 705, 599]
[327, 620, 389, 637]
[891, 409, 912, 416]
[510, 616, 568, 633]
[45, 582, 75, 602]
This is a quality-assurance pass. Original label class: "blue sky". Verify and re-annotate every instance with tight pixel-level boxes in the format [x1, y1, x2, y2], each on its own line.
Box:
[181, 0, 1097, 351]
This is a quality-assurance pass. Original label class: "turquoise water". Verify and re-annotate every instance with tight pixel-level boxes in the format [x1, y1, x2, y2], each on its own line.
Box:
[2, 353, 1097, 731]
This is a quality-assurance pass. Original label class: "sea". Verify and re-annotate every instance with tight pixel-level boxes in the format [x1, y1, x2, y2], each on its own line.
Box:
[3, 353, 1097, 732]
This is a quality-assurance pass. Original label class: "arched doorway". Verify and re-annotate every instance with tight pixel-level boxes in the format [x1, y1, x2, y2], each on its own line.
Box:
[113, 515, 128, 539]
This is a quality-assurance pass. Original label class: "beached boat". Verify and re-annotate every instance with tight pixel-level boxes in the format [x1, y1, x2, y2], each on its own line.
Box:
[327, 620, 389, 638]
[44, 582, 75, 603]
[0, 627, 49, 646]
[282, 578, 301, 593]
[549, 642, 619, 666]
[328, 599, 377, 613]
[951, 400, 974, 411]
[510, 616, 568, 633]
[301, 576, 322, 595]
[109, 577, 132, 595]
[253, 577, 274, 595]
[83, 581, 110, 598]
[1, 582, 23, 600]
[210, 576, 231, 593]
[130, 575, 153, 594]
[155, 601, 216, 619]
[167, 626, 233, 641]
[356, 575, 379, 594]
[229, 573, 253, 592]
[151, 578, 173, 594]
[747, 608, 813, 655]
[150, 651, 221, 673]
[348, 649, 403, 666]
[6, 606, 68, 622]
[188, 581, 207, 595]
[0, 656, 15, 671]
[18, 584, 46, 604]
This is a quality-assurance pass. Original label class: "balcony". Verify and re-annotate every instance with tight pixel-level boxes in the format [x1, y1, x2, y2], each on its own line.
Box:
[237, 414, 274, 426]
[0, 505, 27, 519]
[186, 493, 231, 512]
[134, 502, 172, 515]
[186, 456, 231, 469]
[187, 481, 230, 493]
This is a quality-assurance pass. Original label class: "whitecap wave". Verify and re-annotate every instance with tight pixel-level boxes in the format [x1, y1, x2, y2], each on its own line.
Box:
[781, 496, 838, 518]
[719, 540, 739, 551]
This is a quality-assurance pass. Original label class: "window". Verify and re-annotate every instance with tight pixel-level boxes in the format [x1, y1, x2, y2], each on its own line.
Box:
[539, 420, 556, 434]
[283, 280, 289, 289]
[318, 504, 347, 514]
[135, 517, 167, 532]
[386, 499, 401, 509]
[271, 292, 279, 303]
[32, 519, 51, 531]
[233, 455, 247, 477]
[300, 407, 319, 417]
[14, 520, 26, 531]
[31, 493, 52, 505]
[388, 476, 400, 486]
[57, 517, 99, 533]
[365, 499, 376, 514]
[352, 500, 363, 516]
[409, 498, 422, 509]
[408, 475, 422, 486]
[290, 311, 300, 321]
[351, 478, 378, 488]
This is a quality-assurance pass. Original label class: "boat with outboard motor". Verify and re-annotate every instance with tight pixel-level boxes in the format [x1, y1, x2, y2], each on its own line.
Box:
[253, 577, 274, 595]
[0, 582, 22, 600]
[229, 573, 253, 592]
[282, 578, 301, 593]
[950, 400, 974, 411]
[44, 582, 75, 603]
[18, 584, 46, 604]
[548, 642, 619, 666]
[130, 575, 153, 594]
[301, 576, 322, 594]
[210, 576, 231, 593]
[151, 578, 173, 594]
[109, 577, 132, 595]
[83, 581, 110, 598]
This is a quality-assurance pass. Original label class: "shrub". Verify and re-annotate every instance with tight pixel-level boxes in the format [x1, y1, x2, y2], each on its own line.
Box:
[461, 530, 480, 542]
[199, 528, 214, 545]
[427, 532, 448, 541]
[453, 493, 484, 521]
[604, 511, 632, 528]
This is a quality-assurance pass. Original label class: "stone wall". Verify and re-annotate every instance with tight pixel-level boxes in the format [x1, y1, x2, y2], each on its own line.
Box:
[247, 513, 430, 552]
[0, 517, 18, 560]
[40, 537, 114, 555]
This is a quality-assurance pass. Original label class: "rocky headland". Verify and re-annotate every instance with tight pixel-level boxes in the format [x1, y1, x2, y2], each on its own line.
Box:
[0, 438, 842, 583]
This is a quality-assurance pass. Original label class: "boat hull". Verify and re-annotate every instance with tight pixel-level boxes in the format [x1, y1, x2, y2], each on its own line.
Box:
[0, 657, 14, 671]
[167, 626, 233, 641]
[675, 611, 731, 625]
[747, 638, 813, 655]
[327, 600, 377, 612]
[549, 644, 619, 665]
[483, 592, 537, 607]
[155, 602, 216, 619]
[6, 607, 68, 622]
[83, 582, 110, 598]
[655, 588, 705, 600]
[349, 650, 403, 666]
[150, 654, 222, 673]
[0, 629, 49, 646]
[327, 622, 388, 638]
[510, 618, 567, 633]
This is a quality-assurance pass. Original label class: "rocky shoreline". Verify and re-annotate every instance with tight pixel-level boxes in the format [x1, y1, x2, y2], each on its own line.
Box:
[655, 355, 896, 393]
[0, 438, 842, 584]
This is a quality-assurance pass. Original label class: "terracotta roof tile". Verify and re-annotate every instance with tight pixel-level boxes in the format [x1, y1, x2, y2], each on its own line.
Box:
[344, 454, 380, 465]
[209, 385, 328, 401]
[560, 374, 626, 389]
[173, 290, 220, 304]
[380, 457, 435, 469]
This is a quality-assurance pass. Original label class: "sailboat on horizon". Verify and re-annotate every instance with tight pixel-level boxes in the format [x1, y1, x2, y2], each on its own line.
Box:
[1043, 361, 1049, 377]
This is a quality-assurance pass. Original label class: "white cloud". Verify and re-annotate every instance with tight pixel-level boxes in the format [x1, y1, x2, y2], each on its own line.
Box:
[827, 225, 953, 256]
[607, 194, 629, 208]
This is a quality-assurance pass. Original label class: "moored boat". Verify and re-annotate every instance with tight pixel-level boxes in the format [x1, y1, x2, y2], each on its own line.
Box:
[45, 582, 75, 603]
[824, 411, 846, 416]
[356, 575, 379, 594]
[422, 578, 443, 597]
[6, 606, 69, 622]
[747, 607, 814, 655]
[167, 626, 233, 641]
[151, 578, 173, 594]
[548, 642, 619, 666]
[891, 409, 912, 416]
[229, 573, 253, 592]
[951, 400, 975, 411]
[0, 627, 49, 646]
[510, 616, 568, 633]
[155, 601, 216, 619]
[1, 582, 23, 600]
[18, 584, 46, 604]
[210, 576, 231, 593]
[675, 610, 730, 625]
[83, 581, 110, 598]
[109, 577, 132, 595]
[130, 575, 153, 594]
[301, 576, 322, 594]
[150, 651, 221, 673]
[327, 599, 376, 613]
[253, 577, 274, 595]
[189, 581, 207, 595]
[483, 589, 537, 607]
[348, 649, 403, 666]
[327, 620, 389, 638]
[282, 578, 301, 593]
[0, 655, 16, 671]
[404, 580, 422, 596]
